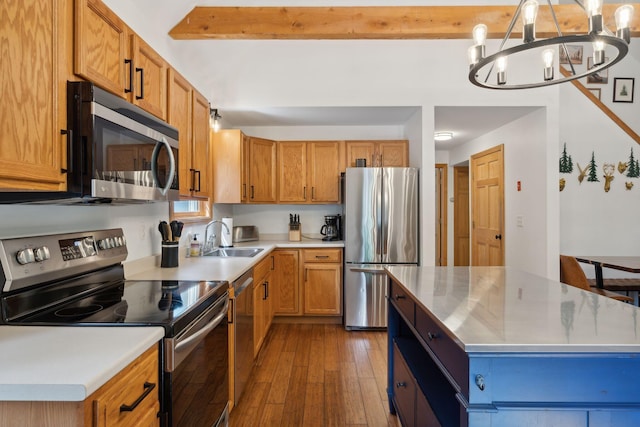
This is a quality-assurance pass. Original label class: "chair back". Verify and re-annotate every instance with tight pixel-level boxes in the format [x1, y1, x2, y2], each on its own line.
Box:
[559, 255, 591, 291]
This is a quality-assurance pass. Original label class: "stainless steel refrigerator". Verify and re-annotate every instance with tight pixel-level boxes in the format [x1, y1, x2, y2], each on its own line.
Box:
[344, 167, 419, 330]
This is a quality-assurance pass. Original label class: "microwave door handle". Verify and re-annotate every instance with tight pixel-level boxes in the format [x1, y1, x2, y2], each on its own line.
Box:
[151, 137, 176, 196]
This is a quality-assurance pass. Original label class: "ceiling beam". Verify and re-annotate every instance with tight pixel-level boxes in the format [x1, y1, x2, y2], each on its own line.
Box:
[169, 5, 639, 40]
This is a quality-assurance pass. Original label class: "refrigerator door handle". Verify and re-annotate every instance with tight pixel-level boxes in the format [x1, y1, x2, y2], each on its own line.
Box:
[349, 266, 387, 274]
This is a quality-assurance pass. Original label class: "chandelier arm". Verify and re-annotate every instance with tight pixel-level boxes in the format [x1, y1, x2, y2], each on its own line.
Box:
[483, 0, 526, 84]
[547, 0, 578, 76]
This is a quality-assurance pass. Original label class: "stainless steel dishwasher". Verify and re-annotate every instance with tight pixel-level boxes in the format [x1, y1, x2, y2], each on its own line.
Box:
[231, 268, 254, 406]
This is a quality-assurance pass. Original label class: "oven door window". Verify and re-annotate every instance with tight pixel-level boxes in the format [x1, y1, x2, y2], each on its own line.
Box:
[95, 117, 179, 191]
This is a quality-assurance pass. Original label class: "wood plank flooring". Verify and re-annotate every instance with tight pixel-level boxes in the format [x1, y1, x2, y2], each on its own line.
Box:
[229, 323, 400, 427]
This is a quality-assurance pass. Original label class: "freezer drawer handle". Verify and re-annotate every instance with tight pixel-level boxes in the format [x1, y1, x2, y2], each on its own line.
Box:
[349, 267, 386, 274]
[119, 382, 156, 412]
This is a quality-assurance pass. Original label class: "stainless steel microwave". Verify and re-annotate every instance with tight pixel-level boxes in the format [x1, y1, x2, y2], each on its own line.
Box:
[0, 81, 179, 204]
[65, 81, 179, 202]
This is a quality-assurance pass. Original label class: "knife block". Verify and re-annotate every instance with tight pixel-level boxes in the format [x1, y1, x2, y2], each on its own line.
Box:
[288, 224, 301, 241]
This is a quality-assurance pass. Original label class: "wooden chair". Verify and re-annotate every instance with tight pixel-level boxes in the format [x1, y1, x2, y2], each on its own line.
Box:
[559, 255, 633, 303]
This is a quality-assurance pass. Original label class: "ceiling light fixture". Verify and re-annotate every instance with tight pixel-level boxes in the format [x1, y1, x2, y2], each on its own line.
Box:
[434, 131, 454, 141]
[468, 0, 633, 90]
[210, 108, 222, 132]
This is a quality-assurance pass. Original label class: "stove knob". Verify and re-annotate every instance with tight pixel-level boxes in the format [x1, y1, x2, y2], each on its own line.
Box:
[98, 239, 109, 250]
[108, 237, 116, 248]
[16, 248, 35, 265]
[34, 246, 50, 262]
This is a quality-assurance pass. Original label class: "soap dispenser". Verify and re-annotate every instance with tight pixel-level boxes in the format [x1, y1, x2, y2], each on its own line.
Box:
[190, 234, 201, 257]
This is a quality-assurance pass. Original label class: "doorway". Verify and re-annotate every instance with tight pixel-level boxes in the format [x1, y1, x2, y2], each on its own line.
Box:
[453, 165, 470, 266]
[435, 164, 448, 266]
[470, 144, 505, 266]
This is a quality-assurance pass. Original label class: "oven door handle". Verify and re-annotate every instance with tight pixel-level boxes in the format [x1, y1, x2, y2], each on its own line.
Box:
[175, 297, 229, 353]
[151, 136, 176, 196]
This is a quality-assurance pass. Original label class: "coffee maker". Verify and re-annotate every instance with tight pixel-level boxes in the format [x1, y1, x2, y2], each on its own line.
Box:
[321, 215, 342, 241]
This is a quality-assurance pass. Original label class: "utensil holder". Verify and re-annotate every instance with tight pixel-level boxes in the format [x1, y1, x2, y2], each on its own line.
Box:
[161, 241, 179, 268]
[288, 224, 301, 242]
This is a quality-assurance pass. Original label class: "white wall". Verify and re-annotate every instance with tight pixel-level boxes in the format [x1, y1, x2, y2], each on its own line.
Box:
[0, 203, 170, 261]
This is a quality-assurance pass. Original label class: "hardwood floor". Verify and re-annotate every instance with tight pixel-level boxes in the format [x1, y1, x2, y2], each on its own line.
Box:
[229, 323, 401, 427]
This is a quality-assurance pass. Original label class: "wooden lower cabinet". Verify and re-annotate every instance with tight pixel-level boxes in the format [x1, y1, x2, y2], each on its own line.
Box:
[272, 250, 302, 316]
[253, 254, 274, 357]
[0, 345, 160, 427]
[302, 249, 342, 316]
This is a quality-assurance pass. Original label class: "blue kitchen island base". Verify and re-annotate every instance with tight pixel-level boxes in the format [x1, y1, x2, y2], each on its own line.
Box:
[386, 266, 640, 427]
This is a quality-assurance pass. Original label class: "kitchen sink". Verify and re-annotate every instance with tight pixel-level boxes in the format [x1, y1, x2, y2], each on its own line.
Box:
[203, 248, 264, 257]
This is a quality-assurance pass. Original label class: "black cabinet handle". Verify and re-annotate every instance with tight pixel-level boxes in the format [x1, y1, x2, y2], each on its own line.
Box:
[427, 332, 439, 341]
[120, 382, 155, 412]
[124, 59, 133, 93]
[251, 185, 255, 199]
[263, 282, 267, 300]
[394, 294, 406, 300]
[60, 129, 72, 173]
[265, 281, 269, 299]
[396, 382, 406, 388]
[135, 67, 144, 100]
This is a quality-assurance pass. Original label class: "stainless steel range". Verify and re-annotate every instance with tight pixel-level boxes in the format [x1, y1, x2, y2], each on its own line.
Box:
[0, 228, 229, 427]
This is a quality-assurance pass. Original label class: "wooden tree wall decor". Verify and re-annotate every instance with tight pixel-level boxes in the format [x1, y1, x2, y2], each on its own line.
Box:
[587, 152, 599, 182]
[626, 148, 640, 178]
[559, 143, 573, 173]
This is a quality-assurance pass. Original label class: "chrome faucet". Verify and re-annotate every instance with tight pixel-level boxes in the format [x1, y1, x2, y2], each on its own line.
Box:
[203, 220, 230, 254]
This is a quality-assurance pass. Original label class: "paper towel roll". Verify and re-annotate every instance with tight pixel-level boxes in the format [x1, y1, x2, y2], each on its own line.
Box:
[220, 217, 233, 247]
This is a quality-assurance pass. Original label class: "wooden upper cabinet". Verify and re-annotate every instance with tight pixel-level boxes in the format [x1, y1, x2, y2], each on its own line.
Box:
[308, 141, 343, 203]
[167, 68, 193, 198]
[190, 89, 211, 199]
[345, 140, 408, 168]
[278, 142, 307, 203]
[131, 35, 167, 120]
[75, 0, 128, 97]
[76, 0, 167, 120]
[0, 0, 69, 190]
[248, 137, 277, 203]
[212, 129, 244, 203]
[277, 140, 342, 204]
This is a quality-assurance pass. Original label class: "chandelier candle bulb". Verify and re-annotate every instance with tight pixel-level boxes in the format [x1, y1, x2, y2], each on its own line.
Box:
[593, 40, 605, 65]
[522, 0, 539, 43]
[542, 49, 554, 81]
[496, 56, 507, 85]
[616, 5, 634, 43]
[586, 0, 604, 33]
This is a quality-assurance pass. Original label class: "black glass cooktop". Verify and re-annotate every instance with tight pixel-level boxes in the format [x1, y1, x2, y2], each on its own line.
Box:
[10, 276, 228, 337]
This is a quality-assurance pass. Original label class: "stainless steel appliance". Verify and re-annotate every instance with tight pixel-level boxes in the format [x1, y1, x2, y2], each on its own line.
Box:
[344, 167, 419, 330]
[0, 229, 229, 427]
[0, 81, 180, 203]
[320, 214, 342, 241]
[231, 269, 254, 406]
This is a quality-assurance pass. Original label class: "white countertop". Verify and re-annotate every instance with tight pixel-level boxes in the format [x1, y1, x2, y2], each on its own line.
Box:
[125, 239, 344, 283]
[385, 266, 640, 353]
[0, 326, 164, 401]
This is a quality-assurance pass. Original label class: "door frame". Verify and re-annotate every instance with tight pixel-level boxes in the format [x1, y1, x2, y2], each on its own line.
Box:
[435, 164, 448, 266]
[453, 165, 470, 266]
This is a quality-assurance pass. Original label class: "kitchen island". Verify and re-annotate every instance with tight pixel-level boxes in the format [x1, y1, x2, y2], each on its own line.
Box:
[385, 266, 640, 427]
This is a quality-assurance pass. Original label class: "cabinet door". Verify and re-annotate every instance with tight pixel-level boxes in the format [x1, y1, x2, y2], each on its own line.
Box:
[304, 263, 342, 315]
[308, 141, 342, 203]
[273, 250, 301, 315]
[75, 0, 128, 98]
[167, 68, 193, 198]
[191, 90, 211, 199]
[253, 278, 265, 357]
[241, 133, 250, 202]
[0, 0, 67, 190]
[379, 141, 408, 167]
[248, 137, 277, 203]
[264, 270, 274, 334]
[345, 141, 375, 168]
[212, 129, 243, 203]
[131, 35, 167, 120]
[278, 142, 307, 203]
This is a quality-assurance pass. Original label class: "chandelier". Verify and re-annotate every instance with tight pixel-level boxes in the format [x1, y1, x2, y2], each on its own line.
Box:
[468, 0, 634, 90]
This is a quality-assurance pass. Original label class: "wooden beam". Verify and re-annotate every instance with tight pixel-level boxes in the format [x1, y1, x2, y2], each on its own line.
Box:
[169, 5, 639, 40]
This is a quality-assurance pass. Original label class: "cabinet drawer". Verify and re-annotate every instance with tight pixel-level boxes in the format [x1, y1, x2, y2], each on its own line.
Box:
[416, 386, 441, 427]
[392, 343, 416, 427]
[302, 248, 342, 263]
[254, 253, 273, 281]
[415, 308, 469, 394]
[390, 281, 415, 325]
[88, 345, 160, 427]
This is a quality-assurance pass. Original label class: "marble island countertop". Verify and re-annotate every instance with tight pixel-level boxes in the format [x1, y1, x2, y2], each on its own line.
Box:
[385, 266, 640, 353]
[125, 239, 344, 283]
[0, 326, 163, 401]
